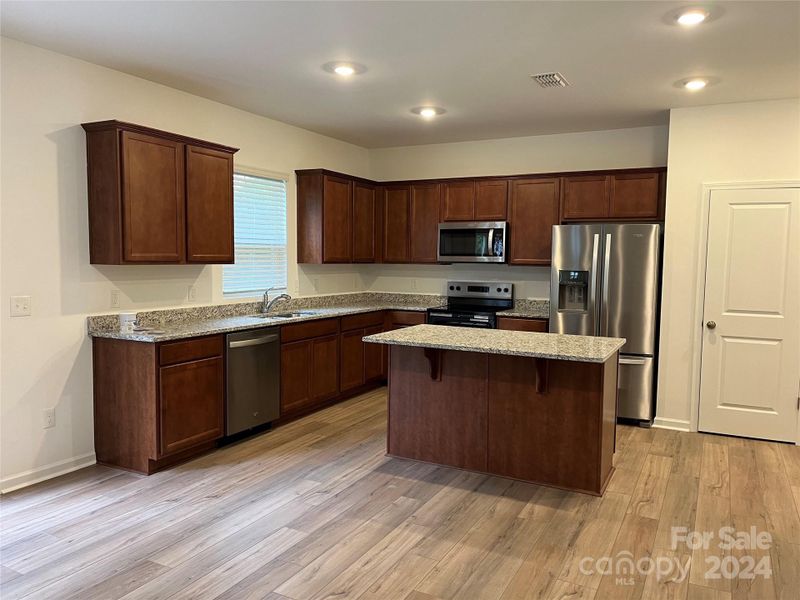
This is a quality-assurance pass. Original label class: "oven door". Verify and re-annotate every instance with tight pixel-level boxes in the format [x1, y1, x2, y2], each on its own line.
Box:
[438, 222, 507, 263]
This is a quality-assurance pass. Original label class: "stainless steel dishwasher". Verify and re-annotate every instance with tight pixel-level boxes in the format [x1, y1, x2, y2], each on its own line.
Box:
[226, 329, 280, 435]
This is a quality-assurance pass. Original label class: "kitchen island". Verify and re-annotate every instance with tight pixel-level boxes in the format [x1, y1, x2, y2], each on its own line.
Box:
[363, 324, 625, 495]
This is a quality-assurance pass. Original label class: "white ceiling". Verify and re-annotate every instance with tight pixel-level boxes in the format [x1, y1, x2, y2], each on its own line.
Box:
[2, 1, 798, 148]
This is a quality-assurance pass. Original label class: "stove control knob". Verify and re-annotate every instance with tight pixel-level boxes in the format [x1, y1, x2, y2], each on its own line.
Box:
[503, 287, 509, 293]
[456, 286, 461, 291]
[496, 287, 501, 292]
[449, 285, 454, 290]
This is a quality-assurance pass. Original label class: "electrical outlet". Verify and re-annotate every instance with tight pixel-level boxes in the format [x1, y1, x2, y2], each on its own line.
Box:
[43, 408, 55, 429]
[10, 295, 31, 317]
[110, 289, 120, 308]
[187, 285, 197, 303]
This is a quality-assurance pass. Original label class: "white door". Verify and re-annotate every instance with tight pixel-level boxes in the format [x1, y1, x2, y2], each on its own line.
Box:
[699, 187, 800, 442]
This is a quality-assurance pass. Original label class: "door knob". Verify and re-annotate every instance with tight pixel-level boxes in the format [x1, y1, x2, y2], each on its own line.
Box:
[706, 321, 717, 330]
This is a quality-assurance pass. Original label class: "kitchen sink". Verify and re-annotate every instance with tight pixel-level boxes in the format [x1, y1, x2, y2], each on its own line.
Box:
[255, 311, 319, 319]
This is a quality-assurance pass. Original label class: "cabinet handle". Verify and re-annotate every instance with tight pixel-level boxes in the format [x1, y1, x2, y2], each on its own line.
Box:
[229, 335, 278, 348]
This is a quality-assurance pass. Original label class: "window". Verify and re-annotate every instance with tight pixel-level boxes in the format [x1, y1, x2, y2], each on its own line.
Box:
[223, 172, 288, 296]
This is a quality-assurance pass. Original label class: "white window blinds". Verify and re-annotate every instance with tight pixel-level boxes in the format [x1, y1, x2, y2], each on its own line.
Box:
[223, 172, 288, 296]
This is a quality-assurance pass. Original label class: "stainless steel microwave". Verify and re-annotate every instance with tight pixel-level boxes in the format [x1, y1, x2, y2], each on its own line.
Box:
[437, 221, 507, 263]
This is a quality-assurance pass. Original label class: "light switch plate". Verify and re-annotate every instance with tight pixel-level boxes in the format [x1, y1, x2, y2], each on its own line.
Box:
[10, 296, 31, 317]
[187, 285, 197, 302]
[43, 408, 55, 429]
[110, 289, 120, 309]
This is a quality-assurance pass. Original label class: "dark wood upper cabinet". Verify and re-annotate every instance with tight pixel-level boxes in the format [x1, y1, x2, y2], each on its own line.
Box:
[82, 121, 238, 265]
[410, 183, 440, 263]
[382, 185, 411, 263]
[561, 170, 663, 221]
[186, 145, 234, 263]
[322, 175, 353, 263]
[352, 182, 377, 262]
[441, 181, 476, 221]
[609, 172, 661, 219]
[561, 175, 609, 221]
[508, 178, 560, 265]
[475, 180, 508, 220]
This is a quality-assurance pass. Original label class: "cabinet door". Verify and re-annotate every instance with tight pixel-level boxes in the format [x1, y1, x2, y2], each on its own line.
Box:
[609, 173, 660, 219]
[323, 175, 352, 262]
[186, 145, 234, 263]
[475, 180, 508, 220]
[352, 182, 377, 262]
[441, 181, 475, 221]
[496, 317, 548, 332]
[508, 178, 560, 265]
[120, 131, 185, 262]
[311, 334, 339, 401]
[363, 325, 385, 382]
[159, 356, 223, 456]
[561, 175, 609, 220]
[410, 183, 440, 263]
[382, 186, 411, 263]
[280, 340, 312, 415]
[339, 329, 365, 392]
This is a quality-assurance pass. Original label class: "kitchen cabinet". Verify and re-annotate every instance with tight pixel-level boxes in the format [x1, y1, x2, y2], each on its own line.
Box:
[496, 317, 548, 332]
[280, 318, 340, 416]
[561, 171, 662, 221]
[508, 178, 560, 265]
[364, 324, 385, 382]
[82, 120, 237, 265]
[441, 179, 508, 222]
[92, 334, 225, 474]
[296, 171, 353, 263]
[353, 182, 379, 262]
[339, 311, 386, 392]
[441, 181, 476, 221]
[410, 183, 440, 263]
[382, 185, 411, 263]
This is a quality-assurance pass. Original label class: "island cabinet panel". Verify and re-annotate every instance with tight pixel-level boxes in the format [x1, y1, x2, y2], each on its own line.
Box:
[83, 121, 238, 265]
[508, 178, 560, 265]
[352, 182, 378, 262]
[93, 334, 225, 475]
[475, 180, 508, 220]
[441, 181, 476, 221]
[185, 145, 234, 263]
[496, 317, 548, 332]
[487, 355, 615, 494]
[382, 185, 411, 263]
[409, 183, 441, 263]
[388, 346, 488, 471]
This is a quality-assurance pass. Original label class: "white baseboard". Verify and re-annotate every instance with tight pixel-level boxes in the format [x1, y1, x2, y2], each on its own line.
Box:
[652, 417, 692, 432]
[0, 452, 97, 494]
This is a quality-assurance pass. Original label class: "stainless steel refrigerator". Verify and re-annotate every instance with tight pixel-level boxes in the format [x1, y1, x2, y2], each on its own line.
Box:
[549, 224, 662, 422]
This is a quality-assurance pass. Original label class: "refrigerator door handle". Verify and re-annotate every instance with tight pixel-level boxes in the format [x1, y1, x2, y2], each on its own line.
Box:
[600, 233, 612, 336]
[589, 233, 600, 332]
[619, 357, 648, 365]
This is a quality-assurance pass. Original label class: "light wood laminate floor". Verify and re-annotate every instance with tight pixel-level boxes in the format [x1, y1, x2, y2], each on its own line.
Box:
[2, 388, 799, 600]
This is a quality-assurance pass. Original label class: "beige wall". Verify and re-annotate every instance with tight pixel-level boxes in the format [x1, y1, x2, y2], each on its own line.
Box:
[655, 98, 800, 431]
[0, 38, 370, 490]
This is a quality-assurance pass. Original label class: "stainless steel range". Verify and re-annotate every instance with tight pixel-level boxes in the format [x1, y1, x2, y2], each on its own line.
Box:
[427, 281, 514, 329]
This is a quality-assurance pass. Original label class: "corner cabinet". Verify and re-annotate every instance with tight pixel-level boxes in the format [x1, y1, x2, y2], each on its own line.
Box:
[82, 121, 238, 265]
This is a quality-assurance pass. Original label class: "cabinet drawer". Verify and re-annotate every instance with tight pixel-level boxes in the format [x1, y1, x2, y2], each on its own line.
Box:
[385, 311, 426, 327]
[280, 318, 339, 343]
[496, 317, 548, 332]
[159, 335, 223, 366]
[341, 311, 385, 332]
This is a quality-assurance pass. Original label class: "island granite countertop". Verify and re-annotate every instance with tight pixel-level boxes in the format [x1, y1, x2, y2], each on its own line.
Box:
[363, 324, 625, 363]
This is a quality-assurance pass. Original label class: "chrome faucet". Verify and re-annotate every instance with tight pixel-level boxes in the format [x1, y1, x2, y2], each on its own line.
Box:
[262, 287, 291, 314]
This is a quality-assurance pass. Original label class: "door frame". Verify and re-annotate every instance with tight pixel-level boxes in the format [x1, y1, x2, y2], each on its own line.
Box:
[689, 180, 800, 444]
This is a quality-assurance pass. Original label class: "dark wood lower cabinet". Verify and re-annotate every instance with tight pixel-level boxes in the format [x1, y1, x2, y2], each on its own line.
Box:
[339, 329, 366, 392]
[93, 334, 225, 474]
[280, 339, 313, 415]
[310, 334, 340, 401]
[159, 356, 224, 456]
[363, 325, 385, 382]
[496, 316, 548, 332]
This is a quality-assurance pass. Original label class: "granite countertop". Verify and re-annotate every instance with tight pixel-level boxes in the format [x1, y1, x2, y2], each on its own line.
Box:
[363, 324, 625, 363]
[88, 303, 433, 343]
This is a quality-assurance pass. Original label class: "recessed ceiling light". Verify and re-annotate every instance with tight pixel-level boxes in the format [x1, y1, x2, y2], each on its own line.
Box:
[683, 78, 708, 91]
[676, 9, 708, 26]
[411, 106, 446, 119]
[322, 62, 366, 77]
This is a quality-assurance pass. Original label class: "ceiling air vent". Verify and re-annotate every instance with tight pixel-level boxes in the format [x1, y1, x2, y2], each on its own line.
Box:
[530, 72, 569, 88]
